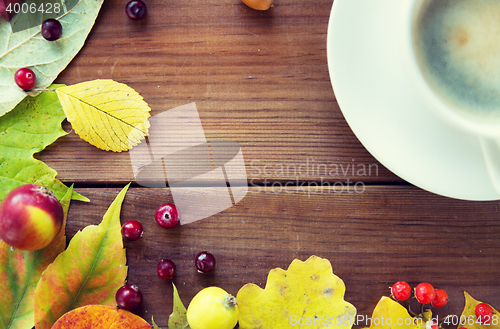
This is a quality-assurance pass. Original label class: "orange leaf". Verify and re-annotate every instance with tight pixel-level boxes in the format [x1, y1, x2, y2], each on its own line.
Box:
[34, 185, 130, 329]
[51, 305, 151, 329]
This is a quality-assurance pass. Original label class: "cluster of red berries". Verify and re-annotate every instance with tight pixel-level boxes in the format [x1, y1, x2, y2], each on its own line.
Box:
[14, 1, 147, 91]
[392, 281, 496, 327]
[116, 203, 217, 311]
[391, 281, 448, 308]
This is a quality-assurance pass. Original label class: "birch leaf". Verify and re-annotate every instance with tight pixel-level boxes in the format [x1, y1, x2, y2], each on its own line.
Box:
[0, 185, 72, 329]
[34, 184, 130, 329]
[0, 0, 105, 116]
[56, 79, 151, 152]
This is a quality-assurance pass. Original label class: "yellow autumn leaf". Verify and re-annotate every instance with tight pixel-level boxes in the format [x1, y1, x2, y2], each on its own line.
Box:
[56, 79, 151, 152]
[458, 292, 500, 329]
[362, 296, 420, 329]
[237, 255, 356, 328]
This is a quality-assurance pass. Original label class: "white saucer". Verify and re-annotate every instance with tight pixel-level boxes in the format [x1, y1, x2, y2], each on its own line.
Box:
[326, 0, 499, 201]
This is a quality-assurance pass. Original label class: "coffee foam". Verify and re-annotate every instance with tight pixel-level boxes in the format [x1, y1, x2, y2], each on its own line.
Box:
[414, 0, 500, 122]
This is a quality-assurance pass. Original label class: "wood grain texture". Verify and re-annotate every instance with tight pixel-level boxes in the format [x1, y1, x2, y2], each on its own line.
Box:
[26, 0, 500, 327]
[37, 0, 402, 184]
[68, 187, 500, 328]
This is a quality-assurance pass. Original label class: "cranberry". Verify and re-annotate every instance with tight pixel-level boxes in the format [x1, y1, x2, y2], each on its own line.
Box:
[115, 284, 142, 311]
[121, 220, 143, 241]
[195, 251, 216, 273]
[155, 203, 180, 229]
[125, 0, 147, 20]
[41, 19, 62, 41]
[14, 68, 36, 90]
[157, 259, 176, 280]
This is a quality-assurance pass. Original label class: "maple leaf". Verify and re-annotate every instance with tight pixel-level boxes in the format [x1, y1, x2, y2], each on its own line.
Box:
[55, 79, 151, 152]
[0, 86, 87, 202]
[237, 255, 356, 329]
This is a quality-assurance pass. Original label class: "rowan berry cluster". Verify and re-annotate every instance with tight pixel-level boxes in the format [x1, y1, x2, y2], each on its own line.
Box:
[391, 281, 496, 328]
[391, 281, 448, 308]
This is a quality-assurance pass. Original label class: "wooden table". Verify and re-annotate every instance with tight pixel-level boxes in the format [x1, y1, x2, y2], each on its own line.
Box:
[38, 0, 500, 327]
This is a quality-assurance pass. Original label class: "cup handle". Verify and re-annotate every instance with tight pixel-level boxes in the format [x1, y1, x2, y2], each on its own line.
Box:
[480, 137, 500, 195]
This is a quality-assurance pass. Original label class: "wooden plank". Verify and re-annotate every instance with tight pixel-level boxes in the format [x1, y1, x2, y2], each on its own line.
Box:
[35, 0, 402, 184]
[67, 186, 500, 327]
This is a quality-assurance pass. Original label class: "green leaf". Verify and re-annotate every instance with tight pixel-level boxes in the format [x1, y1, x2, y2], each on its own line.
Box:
[0, 86, 87, 202]
[169, 283, 191, 329]
[0, 185, 72, 329]
[0, 0, 105, 116]
[152, 317, 162, 329]
[34, 184, 130, 329]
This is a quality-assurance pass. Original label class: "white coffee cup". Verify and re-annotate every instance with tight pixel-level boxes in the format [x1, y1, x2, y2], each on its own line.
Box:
[404, 0, 500, 193]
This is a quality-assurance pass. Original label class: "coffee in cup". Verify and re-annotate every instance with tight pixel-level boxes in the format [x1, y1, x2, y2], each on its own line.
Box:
[411, 0, 500, 125]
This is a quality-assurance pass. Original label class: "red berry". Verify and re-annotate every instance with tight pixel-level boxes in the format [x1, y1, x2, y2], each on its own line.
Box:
[115, 284, 142, 311]
[391, 281, 411, 301]
[157, 259, 176, 280]
[125, 0, 147, 20]
[155, 203, 180, 229]
[431, 289, 448, 308]
[475, 303, 494, 324]
[195, 251, 216, 273]
[415, 282, 436, 304]
[121, 220, 143, 241]
[41, 19, 62, 41]
[14, 68, 36, 90]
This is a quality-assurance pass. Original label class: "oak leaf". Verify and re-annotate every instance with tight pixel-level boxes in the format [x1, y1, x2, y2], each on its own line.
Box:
[237, 255, 356, 329]
[55, 79, 151, 152]
[0, 186, 72, 329]
[51, 305, 151, 329]
[34, 184, 130, 329]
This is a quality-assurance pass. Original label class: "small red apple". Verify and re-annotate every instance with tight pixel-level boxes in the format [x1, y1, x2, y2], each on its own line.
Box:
[0, 184, 63, 250]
